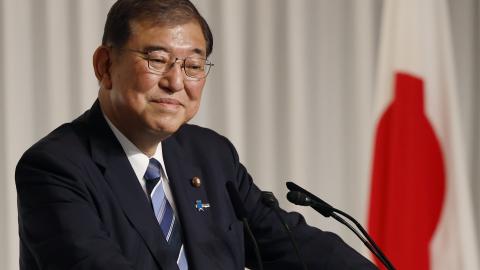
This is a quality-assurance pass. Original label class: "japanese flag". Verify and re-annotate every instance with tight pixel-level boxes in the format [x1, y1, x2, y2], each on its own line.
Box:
[367, 0, 479, 269]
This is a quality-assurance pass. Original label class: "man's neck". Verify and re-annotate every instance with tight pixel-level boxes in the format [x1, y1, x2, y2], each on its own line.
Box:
[98, 93, 168, 157]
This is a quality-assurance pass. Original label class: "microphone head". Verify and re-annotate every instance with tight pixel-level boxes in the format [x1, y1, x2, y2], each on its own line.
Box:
[286, 191, 312, 206]
[226, 181, 248, 220]
[286, 181, 334, 209]
[286, 181, 301, 192]
[261, 191, 279, 208]
[287, 191, 333, 217]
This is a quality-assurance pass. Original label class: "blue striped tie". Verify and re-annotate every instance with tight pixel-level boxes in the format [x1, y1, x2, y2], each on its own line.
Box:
[144, 158, 188, 270]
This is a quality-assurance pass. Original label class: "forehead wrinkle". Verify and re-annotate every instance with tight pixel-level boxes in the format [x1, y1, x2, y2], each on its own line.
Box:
[142, 45, 169, 52]
[130, 21, 206, 56]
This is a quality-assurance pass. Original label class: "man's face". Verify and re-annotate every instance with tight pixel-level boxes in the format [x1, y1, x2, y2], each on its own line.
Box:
[105, 20, 207, 140]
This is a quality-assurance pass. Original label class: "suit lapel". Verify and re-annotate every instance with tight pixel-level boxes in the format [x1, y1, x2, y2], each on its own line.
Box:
[85, 101, 172, 269]
[162, 134, 224, 270]
[84, 101, 225, 270]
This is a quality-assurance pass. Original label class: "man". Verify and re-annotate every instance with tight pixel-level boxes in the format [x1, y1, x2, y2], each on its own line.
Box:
[15, 0, 378, 269]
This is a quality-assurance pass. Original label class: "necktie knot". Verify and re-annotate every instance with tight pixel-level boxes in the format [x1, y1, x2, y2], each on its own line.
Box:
[145, 158, 162, 181]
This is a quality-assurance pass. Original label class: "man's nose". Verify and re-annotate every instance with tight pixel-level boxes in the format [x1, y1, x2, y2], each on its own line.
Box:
[162, 62, 185, 92]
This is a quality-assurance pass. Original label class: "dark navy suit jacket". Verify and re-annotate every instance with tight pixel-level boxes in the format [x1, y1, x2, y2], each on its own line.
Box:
[16, 101, 377, 270]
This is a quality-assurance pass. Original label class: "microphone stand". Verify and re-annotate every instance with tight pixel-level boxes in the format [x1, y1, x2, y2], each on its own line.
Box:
[309, 198, 394, 270]
[286, 182, 395, 270]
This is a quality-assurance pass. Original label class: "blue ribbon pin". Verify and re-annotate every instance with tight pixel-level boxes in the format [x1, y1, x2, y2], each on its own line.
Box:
[195, 200, 210, 211]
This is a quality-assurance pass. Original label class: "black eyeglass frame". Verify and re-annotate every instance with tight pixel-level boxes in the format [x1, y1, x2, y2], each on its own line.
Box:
[117, 47, 214, 80]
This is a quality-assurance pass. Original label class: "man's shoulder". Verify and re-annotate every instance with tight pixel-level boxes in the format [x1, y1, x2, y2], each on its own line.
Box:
[18, 112, 91, 166]
[35, 124, 82, 151]
[176, 123, 225, 139]
[169, 124, 236, 156]
[172, 124, 232, 146]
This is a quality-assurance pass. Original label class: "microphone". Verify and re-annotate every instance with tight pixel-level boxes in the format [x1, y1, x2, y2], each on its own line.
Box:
[261, 192, 308, 270]
[286, 182, 395, 270]
[286, 182, 334, 217]
[226, 181, 263, 270]
[286, 191, 333, 217]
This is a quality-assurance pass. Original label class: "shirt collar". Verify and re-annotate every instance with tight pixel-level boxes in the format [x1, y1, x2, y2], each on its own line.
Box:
[103, 114, 167, 181]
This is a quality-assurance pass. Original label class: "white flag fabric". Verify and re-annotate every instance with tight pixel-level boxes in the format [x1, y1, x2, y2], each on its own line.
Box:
[367, 0, 479, 269]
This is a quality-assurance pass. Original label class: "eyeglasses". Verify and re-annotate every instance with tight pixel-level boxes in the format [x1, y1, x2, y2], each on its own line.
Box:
[123, 48, 214, 80]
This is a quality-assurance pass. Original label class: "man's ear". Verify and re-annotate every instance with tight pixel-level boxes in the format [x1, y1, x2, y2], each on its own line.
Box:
[93, 46, 113, 89]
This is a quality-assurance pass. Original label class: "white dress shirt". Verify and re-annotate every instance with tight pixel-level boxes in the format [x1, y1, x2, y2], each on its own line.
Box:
[103, 115, 178, 212]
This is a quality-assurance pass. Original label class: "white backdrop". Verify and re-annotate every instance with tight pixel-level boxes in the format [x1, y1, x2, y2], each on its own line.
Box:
[0, 0, 478, 269]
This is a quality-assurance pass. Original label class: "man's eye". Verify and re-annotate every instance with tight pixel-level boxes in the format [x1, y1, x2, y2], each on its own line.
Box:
[150, 58, 168, 64]
[186, 64, 203, 70]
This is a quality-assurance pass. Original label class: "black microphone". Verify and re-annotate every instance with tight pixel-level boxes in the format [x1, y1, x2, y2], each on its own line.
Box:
[286, 182, 334, 217]
[285, 191, 311, 206]
[287, 191, 372, 247]
[261, 192, 308, 270]
[286, 190, 334, 217]
[226, 181, 263, 270]
[286, 182, 395, 270]
[287, 182, 385, 258]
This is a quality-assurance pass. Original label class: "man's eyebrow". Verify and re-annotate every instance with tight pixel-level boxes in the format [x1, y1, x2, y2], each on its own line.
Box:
[142, 45, 169, 52]
[142, 45, 206, 56]
[191, 48, 205, 56]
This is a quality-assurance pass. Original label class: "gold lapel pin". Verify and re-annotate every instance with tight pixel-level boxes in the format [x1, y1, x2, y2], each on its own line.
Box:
[191, 176, 201, 188]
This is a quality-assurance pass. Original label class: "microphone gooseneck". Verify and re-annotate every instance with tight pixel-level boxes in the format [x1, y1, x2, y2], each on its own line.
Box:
[286, 181, 396, 270]
[261, 192, 308, 270]
[226, 181, 264, 270]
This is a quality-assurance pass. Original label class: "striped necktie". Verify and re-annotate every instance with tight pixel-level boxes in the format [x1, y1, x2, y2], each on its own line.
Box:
[144, 158, 188, 270]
